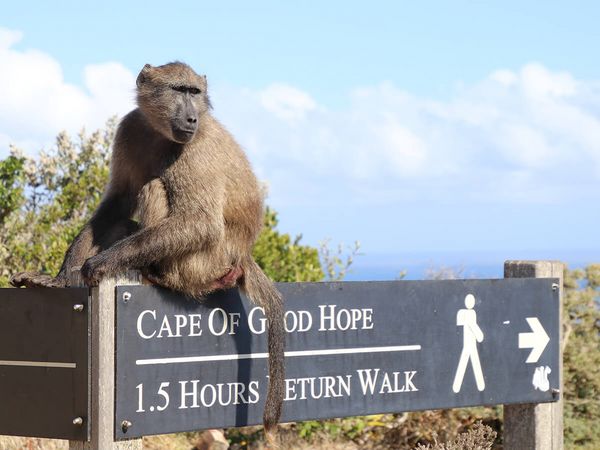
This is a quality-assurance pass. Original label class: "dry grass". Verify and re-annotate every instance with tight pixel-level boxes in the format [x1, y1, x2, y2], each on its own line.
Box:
[0, 433, 359, 450]
[0, 437, 67, 450]
[415, 423, 497, 450]
[0, 435, 198, 450]
[0, 422, 496, 450]
[143, 432, 199, 449]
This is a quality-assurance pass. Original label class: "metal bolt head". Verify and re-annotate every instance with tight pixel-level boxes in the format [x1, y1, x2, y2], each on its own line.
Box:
[73, 417, 84, 426]
[73, 304, 84, 312]
[121, 420, 132, 432]
[552, 388, 560, 398]
[122, 291, 132, 303]
[552, 283, 559, 291]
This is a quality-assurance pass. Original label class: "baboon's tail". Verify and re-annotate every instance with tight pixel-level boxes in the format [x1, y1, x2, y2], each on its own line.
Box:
[241, 258, 285, 442]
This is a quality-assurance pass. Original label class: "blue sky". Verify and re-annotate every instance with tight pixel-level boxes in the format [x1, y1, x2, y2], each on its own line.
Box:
[1, 2, 599, 276]
[4, 1, 599, 102]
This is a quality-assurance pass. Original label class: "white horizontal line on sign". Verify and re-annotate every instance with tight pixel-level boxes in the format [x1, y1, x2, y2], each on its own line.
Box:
[0, 360, 77, 369]
[136, 345, 422, 366]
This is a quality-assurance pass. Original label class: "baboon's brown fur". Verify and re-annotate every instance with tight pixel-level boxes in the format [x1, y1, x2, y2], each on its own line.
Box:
[11, 62, 285, 440]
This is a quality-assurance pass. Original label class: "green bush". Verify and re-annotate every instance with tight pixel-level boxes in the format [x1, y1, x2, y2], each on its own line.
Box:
[563, 264, 600, 448]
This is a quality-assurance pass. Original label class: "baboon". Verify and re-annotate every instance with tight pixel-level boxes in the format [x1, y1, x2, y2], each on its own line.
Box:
[11, 62, 285, 439]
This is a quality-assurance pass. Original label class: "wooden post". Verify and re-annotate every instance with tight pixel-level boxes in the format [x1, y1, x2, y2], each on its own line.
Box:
[503, 260, 564, 450]
[69, 269, 143, 450]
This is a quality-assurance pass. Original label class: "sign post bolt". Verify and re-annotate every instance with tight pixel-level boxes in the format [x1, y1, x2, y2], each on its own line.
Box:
[73, 304, 84, 312]
[122, 292, 131, 303]
[552, 283, 559, 291]
[72, 417, 84, 426]
[121, 420, 132, 433]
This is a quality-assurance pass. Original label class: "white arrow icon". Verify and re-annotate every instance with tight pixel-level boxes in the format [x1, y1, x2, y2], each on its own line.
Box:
[518, 317, 550, 363]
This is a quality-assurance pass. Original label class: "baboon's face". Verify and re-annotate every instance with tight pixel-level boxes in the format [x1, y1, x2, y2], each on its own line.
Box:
[136, 63, 210, 144]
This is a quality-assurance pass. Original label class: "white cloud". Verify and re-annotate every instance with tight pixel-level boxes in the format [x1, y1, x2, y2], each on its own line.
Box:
[0, 27, 22, 48]
[370, 118, 428, 178]
[213, 62, 600, 206]
[83, 62, 137, 116]
[0, 26, 135, 155]
[490, 69, 517, 86]
[259, 83, 317, 121]
[520, 63, 577, 98]
[0, 27, 597, 211]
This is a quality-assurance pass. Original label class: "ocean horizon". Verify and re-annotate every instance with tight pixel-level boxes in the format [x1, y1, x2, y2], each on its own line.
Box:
[342, 249, 599, 281]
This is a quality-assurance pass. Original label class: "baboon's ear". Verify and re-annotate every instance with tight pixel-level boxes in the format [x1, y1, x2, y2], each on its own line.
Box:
[136, 64, 153, 88]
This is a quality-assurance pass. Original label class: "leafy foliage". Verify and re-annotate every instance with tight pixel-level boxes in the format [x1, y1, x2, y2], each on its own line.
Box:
[252, 207, 323, 282]
[563, 264, 600, 448]
[0, 124, 114, 286]
[0, 121, 324, 287]
[319, 238, 361, 281]
[0, 153, 26, 223]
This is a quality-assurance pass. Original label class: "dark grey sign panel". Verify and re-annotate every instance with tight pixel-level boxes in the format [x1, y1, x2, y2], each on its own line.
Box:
[0, 288, 89, 440]
[115, 279, 559, 439]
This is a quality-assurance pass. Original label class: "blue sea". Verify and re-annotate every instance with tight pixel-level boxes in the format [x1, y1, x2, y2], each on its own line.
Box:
[343, 250, 599, 281]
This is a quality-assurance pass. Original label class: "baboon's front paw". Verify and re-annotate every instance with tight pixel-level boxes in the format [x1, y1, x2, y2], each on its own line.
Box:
[10, 272, 39, 287]
[81, 256, 109, 286]
[42, 275, 68, 288]
[10, 272, 66, 288]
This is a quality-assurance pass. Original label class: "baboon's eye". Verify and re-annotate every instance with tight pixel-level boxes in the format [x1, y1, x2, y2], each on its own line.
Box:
[172, 86, 201, 95]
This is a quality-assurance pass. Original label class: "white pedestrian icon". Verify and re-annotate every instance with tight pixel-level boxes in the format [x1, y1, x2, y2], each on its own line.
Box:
[452, 294, 485, 393]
